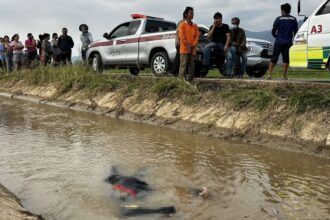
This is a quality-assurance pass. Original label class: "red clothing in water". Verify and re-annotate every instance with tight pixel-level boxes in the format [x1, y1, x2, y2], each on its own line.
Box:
[25, 39, 37, 53]
[113, 184, 137, 197]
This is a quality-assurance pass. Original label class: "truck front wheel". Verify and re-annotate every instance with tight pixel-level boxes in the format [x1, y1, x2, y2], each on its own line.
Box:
[151, 52, 169, 76]
[246, 67, 267, 78]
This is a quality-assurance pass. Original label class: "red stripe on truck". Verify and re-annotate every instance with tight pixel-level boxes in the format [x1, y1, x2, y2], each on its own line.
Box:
[90, 33, 176, 48]
[90, 41, 114, 48]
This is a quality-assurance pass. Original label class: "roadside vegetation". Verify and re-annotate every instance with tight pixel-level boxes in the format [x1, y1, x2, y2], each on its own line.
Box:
[0, 64, 330, 115]
[102, 66, 330, 80]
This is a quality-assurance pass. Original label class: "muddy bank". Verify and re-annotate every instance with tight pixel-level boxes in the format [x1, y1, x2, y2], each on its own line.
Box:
[0, 68, 329, 158]
[0, 184, 43, 220]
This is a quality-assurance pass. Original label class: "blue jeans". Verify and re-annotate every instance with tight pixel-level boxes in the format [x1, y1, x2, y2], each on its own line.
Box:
[230, 46, 247, 77]
[5, 52, 13, 73]
[203, 42, 233, 75]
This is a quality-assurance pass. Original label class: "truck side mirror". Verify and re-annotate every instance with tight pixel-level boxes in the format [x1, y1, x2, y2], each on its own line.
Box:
[103, 33, 109, 39]
[298, 0, 301, 14]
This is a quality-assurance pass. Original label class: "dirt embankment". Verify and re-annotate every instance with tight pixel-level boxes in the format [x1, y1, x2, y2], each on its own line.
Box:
[0, 184, 44, 220]
[0, 68, 330, 159]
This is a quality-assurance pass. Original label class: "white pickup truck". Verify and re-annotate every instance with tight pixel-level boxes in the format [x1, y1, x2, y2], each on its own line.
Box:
[87, 14, 177, 75]
[87, 14, 273, 77]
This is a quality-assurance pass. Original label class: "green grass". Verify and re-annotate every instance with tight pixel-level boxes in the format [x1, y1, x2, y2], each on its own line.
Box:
[1, 64, 330, 115]
[219, 89, 277, 111]
[103, 66, 330, 80]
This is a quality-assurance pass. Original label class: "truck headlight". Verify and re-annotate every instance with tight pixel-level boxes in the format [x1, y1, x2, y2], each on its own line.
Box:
[294, 32, 307, 44]
[247, 45, 263, 56]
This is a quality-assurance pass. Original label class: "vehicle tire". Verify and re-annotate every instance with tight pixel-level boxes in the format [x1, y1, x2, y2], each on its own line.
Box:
[129, 67, 140, 76]
[218, 64, 227, 77]
[89, 53, 103, 73]
[246, 67, 268, 78]
[151, 52, 169, 76]
[194, 60, 204, 77]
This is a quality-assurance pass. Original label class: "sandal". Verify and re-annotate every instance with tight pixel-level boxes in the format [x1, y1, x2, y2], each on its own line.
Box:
[266, 76, 272, 80]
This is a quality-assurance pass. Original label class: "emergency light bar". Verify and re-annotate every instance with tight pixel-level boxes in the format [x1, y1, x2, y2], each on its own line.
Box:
[131, 14, 164, 20]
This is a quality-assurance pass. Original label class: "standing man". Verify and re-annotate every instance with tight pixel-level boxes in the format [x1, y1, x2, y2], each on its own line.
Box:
[267, 3, 298, 80]
[79, 24, 93, 62]
[24, 33, 38, 67]
[172, 13, 186, 76]
[178, 6, 199, 82]
[201, 12, 233, 77]
[58, 28, 74, 64]
[230, 17, 248, 78]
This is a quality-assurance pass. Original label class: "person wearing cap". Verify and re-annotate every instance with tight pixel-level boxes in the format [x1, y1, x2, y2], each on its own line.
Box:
[58, 28, 74, 64]
[178, 6, 199, 82]
[79, 24, 93, 62]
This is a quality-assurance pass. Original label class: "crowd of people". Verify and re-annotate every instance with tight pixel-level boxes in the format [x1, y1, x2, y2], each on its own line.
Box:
[1, 3, 298, 81]
[175, 3, 298, 81]
[0, 25, 93, 73]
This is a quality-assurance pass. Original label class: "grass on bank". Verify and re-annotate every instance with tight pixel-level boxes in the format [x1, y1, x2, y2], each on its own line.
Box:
[0, 64, 330, 115]
[103, 66, 330, 80]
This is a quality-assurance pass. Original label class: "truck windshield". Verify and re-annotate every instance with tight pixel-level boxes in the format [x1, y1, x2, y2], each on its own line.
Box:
[316, 0, 330, 15]
[110, 22, 130, 39]
[144, 20, 176, 33]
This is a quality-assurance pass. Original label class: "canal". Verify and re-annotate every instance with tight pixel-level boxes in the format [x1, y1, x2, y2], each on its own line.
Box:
[0, 96, 329, 220]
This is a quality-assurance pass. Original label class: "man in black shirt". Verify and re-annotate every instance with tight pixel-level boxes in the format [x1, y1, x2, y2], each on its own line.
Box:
[267, 3, 298, 80]
[58, 28, 74, 65]
[201, 12, 233, 76]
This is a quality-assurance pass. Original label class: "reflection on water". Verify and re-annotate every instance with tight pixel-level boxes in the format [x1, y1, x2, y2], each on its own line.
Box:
[0, 96, 329, 220]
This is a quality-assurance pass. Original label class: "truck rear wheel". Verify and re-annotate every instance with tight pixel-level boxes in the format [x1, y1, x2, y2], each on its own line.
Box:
[194, 60, 204, 77]
[151, 52, 169, 76]
[89, 53, 103, 73]
[129, 67, 140, 76]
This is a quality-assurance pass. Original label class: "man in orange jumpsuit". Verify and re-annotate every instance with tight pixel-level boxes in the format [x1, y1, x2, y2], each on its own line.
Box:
[179, 7, 200, 82]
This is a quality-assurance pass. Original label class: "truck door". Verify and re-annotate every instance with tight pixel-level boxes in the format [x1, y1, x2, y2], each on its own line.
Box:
[106, 22, 130, 65]
[125, 20, 142, 64]
[307, 0, 330, 68]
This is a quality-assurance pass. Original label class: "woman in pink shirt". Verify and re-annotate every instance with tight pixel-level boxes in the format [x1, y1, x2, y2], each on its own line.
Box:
[24, 33, 37, 67]
[10, 34, 24, 70]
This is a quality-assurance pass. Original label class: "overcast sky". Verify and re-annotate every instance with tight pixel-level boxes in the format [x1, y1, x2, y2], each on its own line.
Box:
[0, 0, 321, 56]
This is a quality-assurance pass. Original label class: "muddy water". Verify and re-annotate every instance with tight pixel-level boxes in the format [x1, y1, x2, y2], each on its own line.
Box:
[0, 96, 329, 220]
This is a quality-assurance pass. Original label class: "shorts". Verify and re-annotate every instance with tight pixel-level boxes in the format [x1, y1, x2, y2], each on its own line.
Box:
[271, 43, 291, 64]
[13, 53, 24, 63]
